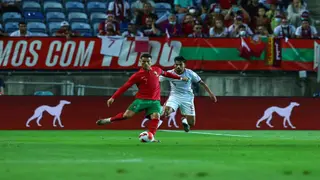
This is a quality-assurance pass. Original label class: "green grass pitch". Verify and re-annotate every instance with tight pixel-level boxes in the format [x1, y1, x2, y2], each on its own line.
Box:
[1, 130, 320, 180]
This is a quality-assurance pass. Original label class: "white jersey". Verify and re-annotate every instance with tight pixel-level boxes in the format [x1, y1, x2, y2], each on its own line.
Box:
[160, 68, 201, 98]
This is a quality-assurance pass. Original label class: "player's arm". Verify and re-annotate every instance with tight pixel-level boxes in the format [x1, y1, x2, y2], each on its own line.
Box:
[162, 71, 188, 81]
[199, 80, 217, 102]
[107, 74, 137, 107]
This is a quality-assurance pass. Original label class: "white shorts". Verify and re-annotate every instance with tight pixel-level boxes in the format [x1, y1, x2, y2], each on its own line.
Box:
[165, 96, 195, 116]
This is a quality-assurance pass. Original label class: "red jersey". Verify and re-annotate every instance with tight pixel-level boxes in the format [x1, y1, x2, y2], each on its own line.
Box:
[112, 67, 181, 100]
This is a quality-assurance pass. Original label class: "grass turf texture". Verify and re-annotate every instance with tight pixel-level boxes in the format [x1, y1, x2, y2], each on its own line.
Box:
[1, 130, 320, 180]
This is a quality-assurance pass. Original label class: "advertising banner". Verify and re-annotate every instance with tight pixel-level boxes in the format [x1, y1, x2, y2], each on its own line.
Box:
[1, 96, 319, 130]
[0, 37, 317, 71]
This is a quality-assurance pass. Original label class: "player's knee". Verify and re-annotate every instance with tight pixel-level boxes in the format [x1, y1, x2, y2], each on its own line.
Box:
[150, 113, 160, 119]
[123, 111, 134, 119]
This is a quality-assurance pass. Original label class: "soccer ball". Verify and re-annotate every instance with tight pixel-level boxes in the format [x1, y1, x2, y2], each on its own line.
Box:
[139, 131, 154, 142]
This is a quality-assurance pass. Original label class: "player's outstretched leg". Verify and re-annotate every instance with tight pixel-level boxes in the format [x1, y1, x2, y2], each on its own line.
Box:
[182, 115, 195, 132]
[96, 110, 135, 125]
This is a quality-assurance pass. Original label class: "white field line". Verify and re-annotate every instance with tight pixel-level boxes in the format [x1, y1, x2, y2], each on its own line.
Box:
[160, 130, 252, 138]
[0, 159, 204, 164]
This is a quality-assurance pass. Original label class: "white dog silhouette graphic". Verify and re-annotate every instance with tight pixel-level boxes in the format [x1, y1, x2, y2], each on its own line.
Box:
[256, 102, 300, 129]
[26, 100, 71, 128]
[140, 111, 178, 128]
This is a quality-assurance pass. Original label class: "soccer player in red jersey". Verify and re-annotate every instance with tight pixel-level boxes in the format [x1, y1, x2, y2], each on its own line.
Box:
[97, 53, 188, 141]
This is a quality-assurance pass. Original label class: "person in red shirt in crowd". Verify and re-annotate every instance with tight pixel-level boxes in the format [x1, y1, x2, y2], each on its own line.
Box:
[252, 6, 272, 33]
[135, 2, 158, 26]
[218, 0, 237, 10]
[108, 0, 131, 22]
[182, 14, 196, 37]
[97, 53, 188, 141]
[187, 22, 208, 38]
[98, 14, 120, 35]
[55, 21, 80, 37]
[224, 5, 251, 27]
[160, 13, 182, 37]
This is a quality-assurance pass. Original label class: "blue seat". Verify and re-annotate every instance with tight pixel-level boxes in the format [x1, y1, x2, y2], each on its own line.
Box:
[90, 13, 107, 24]
[24, 12, 44, 23]
[48, 22, 62, 35]
[87, 2, 107, 14]
[34, 91, 54, 96]
[0, 24, 3, 31]
[32, 32, 49, 37]
[66, 2, 85, 13]
[68, 12, 88, 23]
[44, 2, 63, 13]
[71, 22, 91, 34]
[23, 0, 40, 2]
[155, 2, 172, 13]
[27, 22, 47, 33]
[120, 21, 128, 33]
[46, 12, 66, 23]
[93, 23, 100, 36]
[43, 0, 62, 2]
[5, 22, 19, 33]
[23, 2, 41, 12]
[2, 12, 23, 23]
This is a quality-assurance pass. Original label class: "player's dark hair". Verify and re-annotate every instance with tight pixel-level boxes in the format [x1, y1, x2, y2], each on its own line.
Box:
[140, 53, 152, 59]
[174, 56, 187, 63]
[19, 22, 26, 26]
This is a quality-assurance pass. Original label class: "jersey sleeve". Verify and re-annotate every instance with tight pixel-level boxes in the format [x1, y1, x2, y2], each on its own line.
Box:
[111, 74, 137, 99]
[190, 70, 201, 83]
[159, 75, 167, 82]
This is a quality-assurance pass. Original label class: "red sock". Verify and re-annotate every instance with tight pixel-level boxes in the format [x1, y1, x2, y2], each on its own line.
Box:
[110, 112, 126, 122]
[148, 118, 160, 135]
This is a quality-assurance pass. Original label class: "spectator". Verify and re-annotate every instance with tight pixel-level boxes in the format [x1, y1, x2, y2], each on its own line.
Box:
[224, 6, 251, 27]
[295, 19, 317, 39]
[252, 6, 272, 33]
[266, 1, 278, 19]
[243, 0, 260, 18]
[135, 2, 158, 26]
[270, 11, 283, 30]
[228, 15, 253, 37]
[287, 0, 307, 27]
[182, 13, 195, 36]
[108, 0, 131, 22]
[10, 22, 32, 37]
[1, 0, 21, 13]
[98, 14, 121, 35]
[140, 16, 162, 36]
[105, 29, 117, 36]
[255, 25, 269, 37]
[188, 22, 208, 37]
[0, 78, 5, 95]
[55, 21, 79, 37]
[100, 22, 121, 36]
[210, 19, 228, 37]
[235, 24, 249, 37]
[274, 17, 296, 38]
[122, 23, 144, 37]
[160, 13, 182, 37]
[131, 0, 155, 15]
[174, 0, 193, 13]
[218, 0, 237, 10]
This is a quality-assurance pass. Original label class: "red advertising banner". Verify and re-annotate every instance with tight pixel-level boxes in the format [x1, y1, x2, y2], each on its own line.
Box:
[1, 96, 319, 130]
[0, 37, 317, 71]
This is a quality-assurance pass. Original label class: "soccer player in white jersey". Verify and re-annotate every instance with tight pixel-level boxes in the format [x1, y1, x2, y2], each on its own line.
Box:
[160, 56, 217, 132]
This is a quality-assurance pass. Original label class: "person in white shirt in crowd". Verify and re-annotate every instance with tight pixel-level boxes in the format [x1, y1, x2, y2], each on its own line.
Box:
[131, 0, 155, 15]
[209, 19, 228, 37]
[255, 25, 269, 37]
[122, 23, 144, 37]
[228, 15, 253, 38]
[274, 17, 296, 38]
[295, 18, 318, 39]
[188, 22, 208, 38]
[287, 0, 307, 27]
[235, 24, 250, 38]
[10, 22, 32, 37]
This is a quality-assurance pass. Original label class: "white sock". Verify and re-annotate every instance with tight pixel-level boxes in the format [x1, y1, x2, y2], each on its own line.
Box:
[157, 120, 163, 128]
[182, 118, 188, 124]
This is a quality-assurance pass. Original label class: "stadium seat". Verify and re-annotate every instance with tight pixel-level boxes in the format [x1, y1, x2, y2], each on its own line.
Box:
[68, 12, 88, 23]
[24, 12, 44, 23]
[23, 0, 40, 2]
[0, 24, 3, 31]
[27, 22, 47, 33]
[32, 32, 49, 37]
[65, 2, 85, 13]
[93, 23, 100, 36]
[43, 2, 63, 13]
[90, 13, 107, 24]
[5, 22, 19, 33]
[34, 91, 54, 96]
[43, 0, 62, 2]
[120, 21, 128, 33]
[23, 2, 41, 12]
[71, 22, 91, 34]
[87, 2, 107, 14]
[155, 3, 172, 13]
[46, 12, 66, 23]
[48, 22, 62, 35]
[2, 12, 23, 23]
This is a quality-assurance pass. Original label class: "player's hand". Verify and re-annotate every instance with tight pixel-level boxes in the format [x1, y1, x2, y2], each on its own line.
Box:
[181, 77, 189, 82]
[107, 98, 114, 107]
[210, 94, 217, 103]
